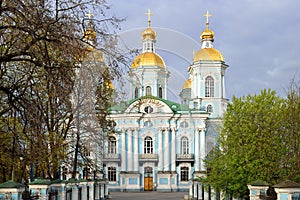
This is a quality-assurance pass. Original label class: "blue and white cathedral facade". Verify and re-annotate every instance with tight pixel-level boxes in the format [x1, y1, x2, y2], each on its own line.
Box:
[103, 11, 229, 192]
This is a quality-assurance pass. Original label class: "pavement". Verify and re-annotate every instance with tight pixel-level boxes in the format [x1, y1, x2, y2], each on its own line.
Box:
[109, 191, 189, 200]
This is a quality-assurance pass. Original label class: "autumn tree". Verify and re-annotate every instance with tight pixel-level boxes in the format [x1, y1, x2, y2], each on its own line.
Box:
[0, 0, 127, 182]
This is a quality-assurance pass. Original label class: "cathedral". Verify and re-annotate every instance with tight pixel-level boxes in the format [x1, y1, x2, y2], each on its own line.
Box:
[103, 10, 229, 192]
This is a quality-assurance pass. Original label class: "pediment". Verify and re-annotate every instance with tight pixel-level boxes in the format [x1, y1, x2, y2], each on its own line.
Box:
[125, 98, 175, 114]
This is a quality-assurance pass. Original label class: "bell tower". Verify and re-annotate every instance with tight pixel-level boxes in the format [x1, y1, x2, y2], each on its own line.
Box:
[129, 9, 170, 100]
[187, 11, 229, 117]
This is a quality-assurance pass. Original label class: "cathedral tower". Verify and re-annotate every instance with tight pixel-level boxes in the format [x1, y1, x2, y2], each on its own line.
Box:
[129, 9, 170, 100]
[183, 11, 229, 117]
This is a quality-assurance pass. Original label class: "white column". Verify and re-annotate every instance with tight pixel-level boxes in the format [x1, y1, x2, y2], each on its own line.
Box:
[171, 128, 176, 172]
[194, 129, 200, 172]
[200, 128, 206, 171]
[164, 129, 170, 171]
[121, 129, 126, 172]
[158, 129, 163, 171]
[133, 128, 139, 171]
[127, 129, 132, 171]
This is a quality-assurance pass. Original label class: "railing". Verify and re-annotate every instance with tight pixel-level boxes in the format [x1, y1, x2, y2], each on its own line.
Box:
[176, 154, 195, 161]
[139, 154, 159, 162]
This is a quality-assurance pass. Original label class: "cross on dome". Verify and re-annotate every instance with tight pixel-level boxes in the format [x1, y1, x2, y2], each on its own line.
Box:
[203, 10, 212, 29]
[145, 8, 153, 27]
[86, 10, 94, 19]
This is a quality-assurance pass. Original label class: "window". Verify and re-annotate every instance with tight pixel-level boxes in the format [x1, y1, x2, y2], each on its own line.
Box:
[181, 137, 189, 154]
[144, 106, 153, 113]
[144, 136, 153, 154]
[62, 167, 68, 180]
[207, 104, 213, 113]
[83, 167, 90, 180]
[108, 166, 116, 181]
[108, 136, 116, 154]
[146, 86, 152, 96]
[158, 86, 163, 98]
[82, 144, 91, 157]
[205, 76, 214, 97]
[180, 121, 189, 128]
[180, 167, 189, 181]
[134, 87, 138, 98]
[144, 120, 153, 127]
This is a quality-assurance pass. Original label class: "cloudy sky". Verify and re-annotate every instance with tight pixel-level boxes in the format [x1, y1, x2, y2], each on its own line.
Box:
[107, 0, 300, 102]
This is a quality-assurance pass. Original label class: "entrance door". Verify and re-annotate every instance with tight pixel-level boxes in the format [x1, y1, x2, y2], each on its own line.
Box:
[144, 176, 153, 191]
[144, 167, 153, 191]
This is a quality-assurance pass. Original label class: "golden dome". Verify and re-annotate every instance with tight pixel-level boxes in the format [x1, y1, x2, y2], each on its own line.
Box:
[105, 80, 114, 90]
[193, 48, 224, 62]
[84, 28, 96, 40]
[142, 27, 156, 40]
[201, 28, 214, 41]
[131, 52, 166, 69]
[182, 78, 192, 89]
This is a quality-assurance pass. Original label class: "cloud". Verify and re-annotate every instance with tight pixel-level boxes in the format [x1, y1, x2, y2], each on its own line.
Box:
[109, 0, 300, 100]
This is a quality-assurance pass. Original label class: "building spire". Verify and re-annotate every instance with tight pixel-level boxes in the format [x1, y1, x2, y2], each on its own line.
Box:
[145, 8, 153, 27]
[84, 11, 96, 45]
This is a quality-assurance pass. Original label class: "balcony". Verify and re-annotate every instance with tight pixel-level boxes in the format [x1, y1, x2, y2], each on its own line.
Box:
[176, 154, 195, 162]
[102, 154, 121, 163]
[139, 154, 159, 162]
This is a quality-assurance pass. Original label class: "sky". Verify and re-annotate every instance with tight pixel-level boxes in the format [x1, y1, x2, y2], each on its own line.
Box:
[107, 0, 300, 102]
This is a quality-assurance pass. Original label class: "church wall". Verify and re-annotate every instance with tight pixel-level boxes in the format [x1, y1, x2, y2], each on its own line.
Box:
[105, 112, 210, 191]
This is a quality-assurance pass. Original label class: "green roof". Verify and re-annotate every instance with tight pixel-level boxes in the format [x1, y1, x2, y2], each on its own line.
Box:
[29, 178, 51, 185]
[109, 96, 207, 113]
[0, 180, 25, 188]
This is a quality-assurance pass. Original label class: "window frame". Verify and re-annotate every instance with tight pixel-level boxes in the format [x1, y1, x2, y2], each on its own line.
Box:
[205, 76, 214, 97]
[207, 104, 213, 113]
[108, 136, 117, 154]
[108, 166, 117, 182]
[146, 86, 152, 96]
[144, 136, 153, 154]
[158, 86, 163, 98]
[180, 166, 189, 182]
[180, 136, 189, 154]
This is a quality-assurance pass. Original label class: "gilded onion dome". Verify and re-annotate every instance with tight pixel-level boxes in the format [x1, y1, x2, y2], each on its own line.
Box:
[193, 11, 224, 63]
[182, 78, 192, 89]
[131, 52, 165, 68]
[201, 28, 214, 42]
[142, 27, 156, 40]
[193, 48, 224, 62]
[131, 9, 166, 69]
[84, 13, 96, 41]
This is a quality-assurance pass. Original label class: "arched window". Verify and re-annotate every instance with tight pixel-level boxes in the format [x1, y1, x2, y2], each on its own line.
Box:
[108, 136, 116, 154]
[181, 137, 189, 154]
[144, 136, 153, 154]
[144, 120, 153, 127]
[62, 166, 68, 180]
[83, 167, 90, 180]
[158, 86, 163, 98]
[180, 167, 189, 181]
[108, 166, 116, 181]
[146, 86, 152, 96]
[180, 121, 189, 128]
[207, 104, 213, 113]
[205, 76, 214, 97]
[134, 87, 139, 99]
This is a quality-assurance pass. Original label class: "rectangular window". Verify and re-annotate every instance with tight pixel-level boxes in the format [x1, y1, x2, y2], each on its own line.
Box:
[180, 167, 189, 181]
[108, 167, 116, 181]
